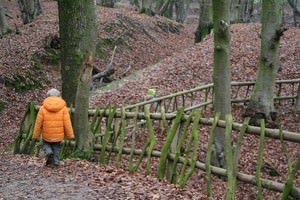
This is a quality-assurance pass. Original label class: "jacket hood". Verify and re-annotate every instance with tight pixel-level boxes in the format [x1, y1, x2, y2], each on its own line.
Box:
[43, 96, 66, 112]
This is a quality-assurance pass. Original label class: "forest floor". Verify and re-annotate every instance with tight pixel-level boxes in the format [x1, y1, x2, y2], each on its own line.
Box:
[1, 0, 300, 199]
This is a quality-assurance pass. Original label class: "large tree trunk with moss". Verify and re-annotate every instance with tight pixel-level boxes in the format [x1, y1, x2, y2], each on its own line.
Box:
[195, 0, 213, 43]
[58, 0, 96, 106]
[245, 0, 283, 124]
[0, 0, 11, 36]
[212, 0, 231, 168]
[58, 0, 97, 152]
[18, 0, 41, 24]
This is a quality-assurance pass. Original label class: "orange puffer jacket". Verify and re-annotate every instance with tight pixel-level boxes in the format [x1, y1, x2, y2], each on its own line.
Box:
[32, 96, 74, 142]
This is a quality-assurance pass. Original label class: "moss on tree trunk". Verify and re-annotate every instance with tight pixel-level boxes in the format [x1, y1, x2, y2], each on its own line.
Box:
[58, 0, 97, 152]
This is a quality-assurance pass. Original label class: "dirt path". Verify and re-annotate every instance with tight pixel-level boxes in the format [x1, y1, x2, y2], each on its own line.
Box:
[0, 153, 203, 200]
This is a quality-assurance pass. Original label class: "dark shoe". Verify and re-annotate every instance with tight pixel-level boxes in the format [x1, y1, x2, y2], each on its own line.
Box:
[46, 153, 54, 166]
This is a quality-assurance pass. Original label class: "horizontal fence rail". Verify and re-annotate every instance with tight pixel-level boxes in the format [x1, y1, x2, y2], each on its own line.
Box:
[124, 79, 300, 114]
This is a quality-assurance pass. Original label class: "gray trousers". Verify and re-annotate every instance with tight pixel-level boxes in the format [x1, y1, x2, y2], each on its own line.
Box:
[42, 140, 61, 165]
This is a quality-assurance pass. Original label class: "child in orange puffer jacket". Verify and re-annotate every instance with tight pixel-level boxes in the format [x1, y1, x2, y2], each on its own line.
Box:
[32, 88, 74, 166]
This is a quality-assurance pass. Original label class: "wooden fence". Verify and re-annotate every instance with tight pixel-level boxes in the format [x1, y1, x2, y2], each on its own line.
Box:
[124, 79, 300, 114]
[13, 79, 300, 199]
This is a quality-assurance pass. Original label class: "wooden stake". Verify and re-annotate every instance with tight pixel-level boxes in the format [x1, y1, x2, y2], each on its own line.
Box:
[180, 111, 201, 187]
[128, 106, 138, 172]
[206, 112, 221, 198]
[158, 108, 184, 179]
[256, 119, 265, 200]
[100, 107, 116, 164]
[170, 110, 194, 184]
[116, 107, 127, 168]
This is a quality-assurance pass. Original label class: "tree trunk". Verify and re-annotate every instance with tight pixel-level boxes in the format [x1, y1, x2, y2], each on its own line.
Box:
[231, 0, 254, 23]
[230, 0, 240, 23]
[195, 0, 213, 43]
[130, 0, 140, 9]
[100, 0, 114, 8]
[160, 0, 174, 19]
[212, 0, 231, 168]
[18, 0, 41, 24]
[58, 0, 96, 106]
[141, 0, 155, 16]
[58, 0, 97, 152]
[0, 0, 10, 36]
[296, 84, 300, 111]
[288, 0, 300, 27]
[155, 0, 164, 13]
[245, 0, 283, 124]
[175, 0, 185, 23]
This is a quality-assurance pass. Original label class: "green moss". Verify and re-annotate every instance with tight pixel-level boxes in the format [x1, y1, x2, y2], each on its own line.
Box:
[74, 49, 83, 65]
[39, 48, 61, 65]
[6, 73, 42, 93]
[66, 149, 98, 162]
[31, 53, 42, 70]
[0, 101, 7, 112]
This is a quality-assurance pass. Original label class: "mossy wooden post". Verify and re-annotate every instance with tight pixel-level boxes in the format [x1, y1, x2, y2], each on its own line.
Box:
[128, 107, 138, 172]
[281, 128, 300, 199]
[232, 117, 250, 194]
[166, 119, 182, 182]
[160, 106, 168, 133]
[256, 119, 266, 200]
[171, 111, 194, 184]
[179, 111, 201, 187]
[224, 114, 234, 200]
[206, 112, 220, 199]
[158, 108, 184, 180]
[131, 106, 156, 173]
[116, 107, 127, 168]
[20, 102, 36, 154]
[100, 107, 116, 164]
[281, 157, 300, 199]
[13, 103, 31, 154]
[144, 105, 155, 174]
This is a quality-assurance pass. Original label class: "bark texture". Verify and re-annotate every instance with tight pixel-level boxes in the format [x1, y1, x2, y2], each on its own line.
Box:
[175, 0, 185, 23]
[195, 0, 213, 43]
[296, 84, 300, 111]
[100, 0, 114, 8]
[18, 0, 41, 24]
[230, 0, 254, 23]
[0, 0, 10, 36]
[246, 0, 283, 124]
[58, 0, 97, 151]
[212, 0, 231, 168]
